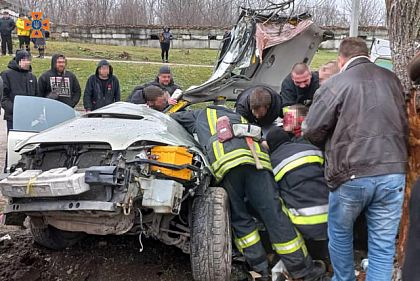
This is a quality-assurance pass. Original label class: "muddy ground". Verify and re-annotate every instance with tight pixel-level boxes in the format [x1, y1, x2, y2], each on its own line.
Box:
[0, 112, 196, 281]
[0, 112, 251, 281]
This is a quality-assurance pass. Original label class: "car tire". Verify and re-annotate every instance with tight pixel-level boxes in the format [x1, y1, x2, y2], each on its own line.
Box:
[190, 187, 232, 281]
[29, 217, 85, 250]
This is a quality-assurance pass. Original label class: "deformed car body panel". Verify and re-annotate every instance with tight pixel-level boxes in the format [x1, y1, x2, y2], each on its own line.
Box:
[15, 101, 199, 152]
[173, 13, 327, 106]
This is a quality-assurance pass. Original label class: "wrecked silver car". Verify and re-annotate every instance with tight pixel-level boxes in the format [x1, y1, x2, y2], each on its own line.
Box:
[1, 8, 329, 281]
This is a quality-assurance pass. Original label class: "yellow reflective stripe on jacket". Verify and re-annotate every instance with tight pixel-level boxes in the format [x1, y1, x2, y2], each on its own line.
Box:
[207, 109, 225, 160]
[235, 229, 260, 250]
[272, 232, 306, 255]
[213, 154, 272, 182]
[274, 155, 324, 182]
[280, 199, 328, 225]
[207, 108, 217, 135]
[211, 149, 272, 173]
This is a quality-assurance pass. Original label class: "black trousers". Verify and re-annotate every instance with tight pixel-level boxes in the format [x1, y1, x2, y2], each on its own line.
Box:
[160, 43, 170, 61]
[402, 179, 420, 281]
[18, 35, 31, 52]
[1, 33, 13, 55]
[222, 165, 313, 278]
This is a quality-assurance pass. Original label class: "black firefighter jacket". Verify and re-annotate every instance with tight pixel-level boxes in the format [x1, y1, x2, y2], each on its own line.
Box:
[270, 141, 329, 240]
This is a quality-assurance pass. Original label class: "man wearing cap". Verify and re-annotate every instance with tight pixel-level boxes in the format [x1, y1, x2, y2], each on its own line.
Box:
[83, 60, 120, 112]
[1, 50, 37, 172]
[128, 65, 180, 104]
[0, 11, 16, 55]
[266, 126, 329, 261]
[38, 54, 81, 108]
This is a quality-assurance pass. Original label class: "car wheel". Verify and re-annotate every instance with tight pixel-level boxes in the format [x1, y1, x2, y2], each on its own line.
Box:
[190, 187, 232, 281]
[29, 217, 85, 250]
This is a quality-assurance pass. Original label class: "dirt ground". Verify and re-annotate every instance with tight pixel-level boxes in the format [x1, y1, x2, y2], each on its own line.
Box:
[0, 113, 250, 281]
[0, 112, 192, 281]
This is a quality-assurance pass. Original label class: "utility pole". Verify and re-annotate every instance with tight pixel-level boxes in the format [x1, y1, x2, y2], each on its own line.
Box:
[349, 0, 360, 37]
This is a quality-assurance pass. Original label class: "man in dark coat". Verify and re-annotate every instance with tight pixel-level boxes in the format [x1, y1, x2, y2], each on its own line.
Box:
[281, 63, 319, 109]
[235, 85, 283, 133]
[127, 65, 180, 104]
[159, 26, 172, 63]
[304, 37, 407, 281]
[0, 11, 15, 55]
[1, 50, 37, 172]
[83, 60, 120, 111]
[1, 50, 37, 131]
[38, 54, 81, 108]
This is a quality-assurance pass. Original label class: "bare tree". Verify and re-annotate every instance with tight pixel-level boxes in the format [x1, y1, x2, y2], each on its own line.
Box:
[386, 0, 420, 267]
[343, 0, 386, 27]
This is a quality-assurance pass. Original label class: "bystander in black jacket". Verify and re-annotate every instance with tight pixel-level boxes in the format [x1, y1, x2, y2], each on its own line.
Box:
[38, 54, 81, 108]
[1, 51, 37, 121]
[281, 72, 319, 107]
[235, 85, 283, 126]
[83, 60, 120, 111]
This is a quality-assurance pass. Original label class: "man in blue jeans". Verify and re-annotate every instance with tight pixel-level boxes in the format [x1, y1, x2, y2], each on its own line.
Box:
[303, 37, 408, 281]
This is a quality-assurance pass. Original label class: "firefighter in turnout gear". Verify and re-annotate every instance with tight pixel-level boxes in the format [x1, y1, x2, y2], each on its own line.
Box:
[171, 106, 325, 280]
[266, 126, 329, 260]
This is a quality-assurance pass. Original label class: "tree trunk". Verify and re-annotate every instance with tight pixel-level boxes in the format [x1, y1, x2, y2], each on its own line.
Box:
[386, 0, 420, 267]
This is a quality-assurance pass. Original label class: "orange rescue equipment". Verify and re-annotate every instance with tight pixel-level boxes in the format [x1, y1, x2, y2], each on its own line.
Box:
[150, 146, 193, 180]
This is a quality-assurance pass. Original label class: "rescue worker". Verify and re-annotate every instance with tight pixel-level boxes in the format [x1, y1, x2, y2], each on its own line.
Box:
[281, 63, 319, 109]
[266, 126, 329, 260]
[235, 85, 283, 136]
[16, 13, 30, 52]
[171, 106, 325, 280]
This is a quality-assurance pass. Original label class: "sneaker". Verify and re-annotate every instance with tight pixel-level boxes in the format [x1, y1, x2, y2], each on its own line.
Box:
[165, 60, 169, 63]
[303, 260, 326, 281]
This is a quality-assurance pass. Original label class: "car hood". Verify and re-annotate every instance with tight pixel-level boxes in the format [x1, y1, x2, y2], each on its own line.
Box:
[15, 102, 199, 151]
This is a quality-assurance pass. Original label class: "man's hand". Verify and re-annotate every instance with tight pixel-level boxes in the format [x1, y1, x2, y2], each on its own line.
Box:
[168, 97, 178, 105]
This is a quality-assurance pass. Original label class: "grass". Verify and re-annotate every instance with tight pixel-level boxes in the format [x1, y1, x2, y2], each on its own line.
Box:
[0, 40, 337, 104]
[37, 40, 219, 65]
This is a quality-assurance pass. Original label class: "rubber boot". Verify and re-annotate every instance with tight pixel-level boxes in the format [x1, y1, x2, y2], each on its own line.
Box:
[302, 260, 326, 281]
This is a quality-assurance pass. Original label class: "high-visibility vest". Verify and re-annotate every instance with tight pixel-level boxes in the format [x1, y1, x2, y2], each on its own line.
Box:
[205, 108, 272, 182]
[16, 18, 30, 36]
[271, 142, 329, 240]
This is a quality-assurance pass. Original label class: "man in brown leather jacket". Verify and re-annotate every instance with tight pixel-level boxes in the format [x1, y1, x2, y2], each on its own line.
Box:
[303, 37, 408, 281]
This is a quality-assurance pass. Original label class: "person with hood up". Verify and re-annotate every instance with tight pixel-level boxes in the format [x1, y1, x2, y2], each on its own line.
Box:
[1, 50, 37, 131]
[1, 50, 37, 172]
[83, 60, 120, 112]
[127, 65, 180, 104]
[0, 11, 16, 55]
[159, 26, 172, 63]
[235, 85, 283, 136]
[38, 54, 81, 108]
